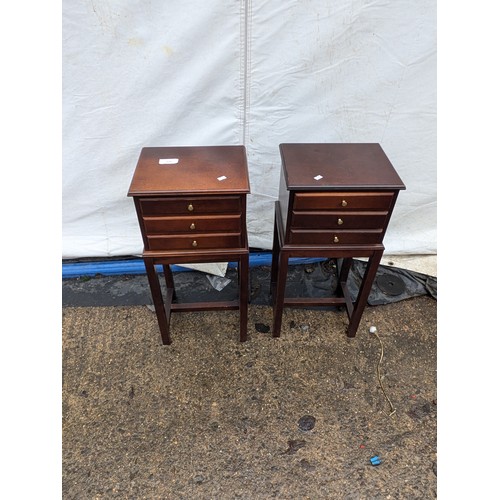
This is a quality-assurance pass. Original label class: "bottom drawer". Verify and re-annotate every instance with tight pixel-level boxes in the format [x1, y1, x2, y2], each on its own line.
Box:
[289, 229, 383, 246]
[147, 233, 242, 251]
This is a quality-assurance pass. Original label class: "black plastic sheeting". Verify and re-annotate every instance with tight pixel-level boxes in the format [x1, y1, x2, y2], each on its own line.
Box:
[62, 258, 436, 308]
[346, 259, 437, 306]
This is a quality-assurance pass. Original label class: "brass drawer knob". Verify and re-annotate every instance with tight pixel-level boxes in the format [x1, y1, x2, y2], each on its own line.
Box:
[341, 199, 348, 207]
[187, 203, 194, 211]
[190, 223, 196, 230]
[337, 218, 344, 225]
[333, 236, 339, 243]
[192, 240, 198, 247]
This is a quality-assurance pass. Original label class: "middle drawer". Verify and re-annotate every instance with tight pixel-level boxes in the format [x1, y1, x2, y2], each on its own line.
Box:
[143, 214, 241, 234]
[290, 211, 388, 230]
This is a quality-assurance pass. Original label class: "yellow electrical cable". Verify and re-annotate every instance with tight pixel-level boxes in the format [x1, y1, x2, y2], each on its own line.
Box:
[371, 327, 396, 417]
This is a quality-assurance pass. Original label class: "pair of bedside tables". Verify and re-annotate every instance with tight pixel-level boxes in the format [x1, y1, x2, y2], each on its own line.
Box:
[127, 144, 405, 345]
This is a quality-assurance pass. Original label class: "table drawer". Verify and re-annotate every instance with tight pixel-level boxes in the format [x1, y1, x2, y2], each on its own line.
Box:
[293, 192, 394, 211]
[289, 229, 383, 245]
[143, 214, 241, 234]
[140, 196, 241, 216]
[290, 211, 388, 230]
[147, 233, 242, 251]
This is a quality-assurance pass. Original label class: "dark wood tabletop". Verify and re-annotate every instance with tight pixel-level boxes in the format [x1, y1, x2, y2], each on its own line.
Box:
[128, 146, 251, 196]
[279, 143, 406, 191]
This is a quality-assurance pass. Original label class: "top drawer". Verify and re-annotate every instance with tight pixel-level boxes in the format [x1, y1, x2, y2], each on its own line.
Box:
[293, 192, 394, 211]
[140, 195, 242, 216]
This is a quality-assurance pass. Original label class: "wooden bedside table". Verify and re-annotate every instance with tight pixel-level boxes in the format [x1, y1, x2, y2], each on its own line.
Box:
[128, 146, 251, 345]
[271, 143, 406, 338]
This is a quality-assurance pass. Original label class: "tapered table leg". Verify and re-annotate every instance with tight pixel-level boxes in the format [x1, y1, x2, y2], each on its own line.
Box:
[335, 257, 353, 296]
[162, 264, 177, 301]
[270, 217, 280, 296]
[239, 253, 249, 342]
[145, 259, 172, 345]
[272, 251, 289, 337]
[346, 250, 383, 338]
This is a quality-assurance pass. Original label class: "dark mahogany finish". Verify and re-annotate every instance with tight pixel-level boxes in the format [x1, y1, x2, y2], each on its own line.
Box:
[128, 145, 251, 345]
[271, 143, 405, 338]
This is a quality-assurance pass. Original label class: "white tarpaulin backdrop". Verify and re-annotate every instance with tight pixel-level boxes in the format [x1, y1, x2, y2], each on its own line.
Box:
[63, 0, 436, 259]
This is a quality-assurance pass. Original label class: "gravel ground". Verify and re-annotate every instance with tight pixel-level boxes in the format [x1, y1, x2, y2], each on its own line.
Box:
[62, 295, 436, 499]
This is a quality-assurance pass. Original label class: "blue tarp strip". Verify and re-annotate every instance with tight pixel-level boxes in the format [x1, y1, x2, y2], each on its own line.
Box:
[62, 253, 326, 278]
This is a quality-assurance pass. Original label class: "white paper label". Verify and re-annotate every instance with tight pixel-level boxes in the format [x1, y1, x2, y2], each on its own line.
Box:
[217, 175, 227, 181]
[314, 175, 323, 180]
[159, 158, 179, 165]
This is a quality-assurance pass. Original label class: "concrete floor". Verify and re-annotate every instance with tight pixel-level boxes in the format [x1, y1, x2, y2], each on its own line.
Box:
[62, 264, 437, 499]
